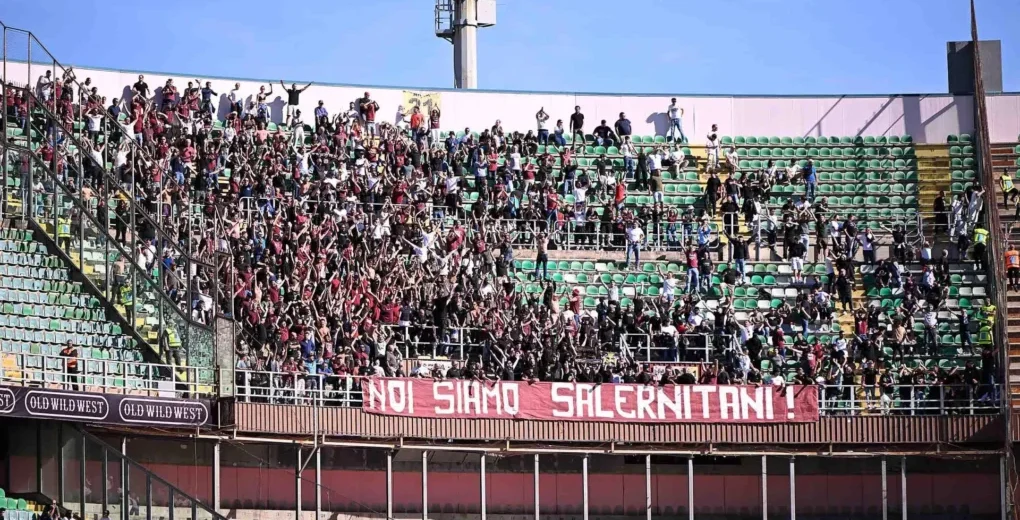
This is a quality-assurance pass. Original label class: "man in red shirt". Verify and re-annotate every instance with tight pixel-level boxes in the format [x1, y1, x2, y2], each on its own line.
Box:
[409, 106, 425, 141]
[359, 92, 379, 137]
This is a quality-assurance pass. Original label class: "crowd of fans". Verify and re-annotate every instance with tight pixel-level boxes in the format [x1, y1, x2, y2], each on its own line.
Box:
[5, 69, 1002, 414]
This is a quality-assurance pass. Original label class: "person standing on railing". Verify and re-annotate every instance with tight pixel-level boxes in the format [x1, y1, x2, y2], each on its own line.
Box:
[60, 340, 80, 392]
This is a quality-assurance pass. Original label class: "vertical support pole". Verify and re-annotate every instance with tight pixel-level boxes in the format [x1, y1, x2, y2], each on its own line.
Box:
[480, 454, 487, 520]
[26, 35, 30, 112]
[900, 456, 907, 520]
[533, 454, 540, 520]
[121, 438, 128, 520]
[421, 451, 428, 520]
[79, 431, 86, 519]
[168, 490, 175, 520]
[103, 167, 110, 301]
[102, 448, 109, 511]
[213, 441, 221, 515]
[789, 457, 796, 520]
[582, 454, 589, 520]
[296, 447, 302, 520]
[687, 456, 694, 520]
[57, 425, 65, 505]
[315, 448, 322, 520]
[1001, 455, 1009, 520]
[145, 474, 152, 520]
[386, 452, 393, 520]
[761, 455, 768, 520]
[881, 457, 888, 520]
[35, 424, 42, 499]
[645, 454, 652, 520]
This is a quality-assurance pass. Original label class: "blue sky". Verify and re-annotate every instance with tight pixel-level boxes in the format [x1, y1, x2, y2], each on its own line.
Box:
[2, 0, 1017, 95]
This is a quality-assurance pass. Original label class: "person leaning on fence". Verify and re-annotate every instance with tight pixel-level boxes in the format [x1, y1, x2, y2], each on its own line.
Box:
[59, 340, 80, 391]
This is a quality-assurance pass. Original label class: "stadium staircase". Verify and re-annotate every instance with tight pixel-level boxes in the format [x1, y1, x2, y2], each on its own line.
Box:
[0, 94, 214, 391]
[990, 138, 1020, 407]
[4, 424, 224, 520]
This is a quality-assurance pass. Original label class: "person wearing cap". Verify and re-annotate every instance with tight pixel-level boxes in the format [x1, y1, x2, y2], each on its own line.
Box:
[314, 100, 329, 131]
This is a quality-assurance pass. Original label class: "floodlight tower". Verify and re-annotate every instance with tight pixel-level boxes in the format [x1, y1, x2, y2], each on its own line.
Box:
[435, 0, 496, 89]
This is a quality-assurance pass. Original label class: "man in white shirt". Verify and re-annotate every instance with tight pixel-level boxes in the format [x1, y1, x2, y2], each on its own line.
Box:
[621, 137, 637, 179]
[706, 124, 720, 171]
[787, 161, 801, 183]
[725, 147, 739, 174]
[667, 97, 686, 143]
[36, 70, 53, 101]
[536, 108, 550, 144]
[660, 270, 679, 304]
[648, 148, 662, 176]
[625, 221, 645, 270]
[922, 309, 939, 355]
[669, 147, 688, 173]
[228, 82, 243, 114]
[858, 228, 875, 264]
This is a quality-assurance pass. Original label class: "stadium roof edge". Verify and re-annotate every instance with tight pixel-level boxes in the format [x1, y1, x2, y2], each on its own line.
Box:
[14, 59, 1020, 99]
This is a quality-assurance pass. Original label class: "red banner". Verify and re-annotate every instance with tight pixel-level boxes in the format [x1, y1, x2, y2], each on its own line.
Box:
[363, 379, 819, 423]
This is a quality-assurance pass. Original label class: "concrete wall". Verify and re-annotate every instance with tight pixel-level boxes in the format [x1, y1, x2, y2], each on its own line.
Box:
[7, 62, 1013, 143]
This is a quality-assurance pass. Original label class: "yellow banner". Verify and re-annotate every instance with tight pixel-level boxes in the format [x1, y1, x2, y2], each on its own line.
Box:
[402, 90, 442, 115]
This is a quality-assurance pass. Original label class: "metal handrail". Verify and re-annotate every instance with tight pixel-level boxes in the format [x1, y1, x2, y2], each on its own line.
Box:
[1, 28, 217, 370]
[616, 332, 723, 363]
[818, 383, 1000, 416]
[1, 27, 214, 267]
[0, 350, 210, 398]
[232, 370, 1002, 417]
[16, 85, 213, 273]
[2, 142, 212, 375]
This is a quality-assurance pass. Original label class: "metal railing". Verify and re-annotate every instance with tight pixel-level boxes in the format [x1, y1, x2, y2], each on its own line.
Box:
[0, 143, 214, 382]
[233, 369, 364, 406]
[617, 332, 718, 363]
[231, 371, 1003, 417]
[817, 383, 1000, 416]
[0, 350, 212, 398]
[1, 24, 215, 258]
[1, 25, 217, 369]
[0, 348, 1002, 418]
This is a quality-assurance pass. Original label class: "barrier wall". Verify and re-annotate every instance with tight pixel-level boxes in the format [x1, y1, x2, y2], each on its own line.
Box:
[5, 454, 1002, 518]
[8, 62, 1016, 143]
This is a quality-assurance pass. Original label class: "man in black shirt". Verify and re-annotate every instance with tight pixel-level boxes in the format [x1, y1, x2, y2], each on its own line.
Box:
[280, 80, 313, 125]
[569, 106, 585, 150]
[592, 119, 616, 147]
[614, 112, 632, 141]
[705, 172, 721, 217]
[132, 74, 150, 102]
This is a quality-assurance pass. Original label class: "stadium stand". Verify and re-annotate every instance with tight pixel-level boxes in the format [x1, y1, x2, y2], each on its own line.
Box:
[0, 65, 1001, 415]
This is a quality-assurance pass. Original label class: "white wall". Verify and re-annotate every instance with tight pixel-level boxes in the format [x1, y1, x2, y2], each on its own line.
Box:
[7, 62, 1013, 143]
